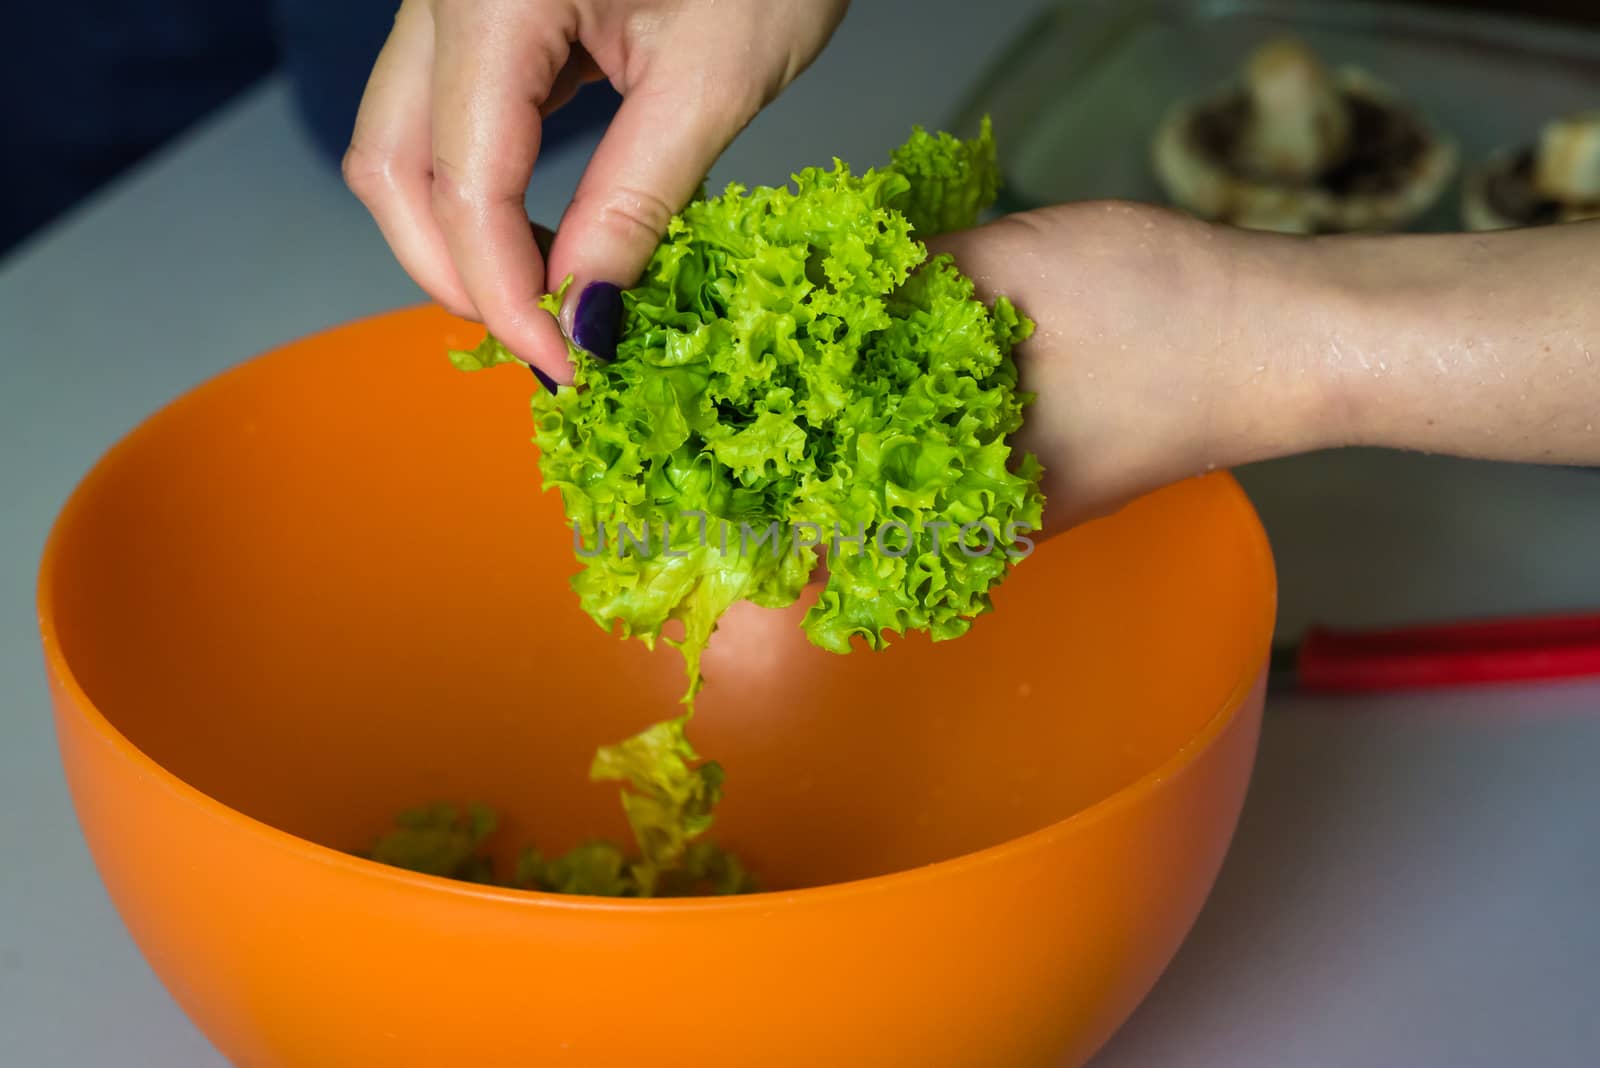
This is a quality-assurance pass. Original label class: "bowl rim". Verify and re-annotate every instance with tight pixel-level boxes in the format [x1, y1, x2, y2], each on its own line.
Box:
[35, 303, 1278, 914]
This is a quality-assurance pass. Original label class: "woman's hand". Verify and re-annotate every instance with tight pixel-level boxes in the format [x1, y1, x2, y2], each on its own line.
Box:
[937, 203, 1600, 535]
[931, 201, 1334, 533]
[343, 0, 849, 382]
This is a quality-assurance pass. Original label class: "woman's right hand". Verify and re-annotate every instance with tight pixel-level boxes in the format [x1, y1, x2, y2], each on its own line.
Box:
[343, 0, 850, 383]
[936, 203, 1600, 536]
[927, 202, 1330, 533]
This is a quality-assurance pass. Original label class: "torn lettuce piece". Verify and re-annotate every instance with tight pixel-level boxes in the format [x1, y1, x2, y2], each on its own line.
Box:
[515, 839, 633, 897]
[447, 335, 520, 373]
[364, 802, 499, 884]
[363, 797, 754, 898]
[588, 713, 726, 895]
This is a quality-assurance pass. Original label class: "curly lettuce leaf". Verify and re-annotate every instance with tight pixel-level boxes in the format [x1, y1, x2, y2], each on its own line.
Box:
[529, 118, 1040, 679]
[515, 839, 632, 897]
[658, 838, 758, 897]
[364, 802, 499, 884]
[888, 115, 1000, 236]
[363, 801, 753, 897]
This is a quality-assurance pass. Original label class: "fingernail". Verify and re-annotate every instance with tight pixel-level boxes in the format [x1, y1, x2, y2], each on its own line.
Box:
[529, 220, 556, 259]
[571, 282, 622, 362]
[528, 364, 558, 392]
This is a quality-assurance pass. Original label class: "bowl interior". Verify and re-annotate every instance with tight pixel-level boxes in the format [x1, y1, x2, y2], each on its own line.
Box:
[43, 306, 1274, 892]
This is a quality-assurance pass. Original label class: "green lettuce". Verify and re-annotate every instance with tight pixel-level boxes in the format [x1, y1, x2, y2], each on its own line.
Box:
[364, 802, 499, 885]
[888, 120, 1002, 237]
[423, 117, 1041, 898]
[515, 839, 633, 897]
[587, 713, 725, 893]
[526, 115, 1041, 675]
[364, 801, 753, 897]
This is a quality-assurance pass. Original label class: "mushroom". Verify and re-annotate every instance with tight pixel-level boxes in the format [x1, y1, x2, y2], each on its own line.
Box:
[1464, 111, 1600, 231]
[1235, 38, 1352, 182]
[1152, 36, 1457, 234]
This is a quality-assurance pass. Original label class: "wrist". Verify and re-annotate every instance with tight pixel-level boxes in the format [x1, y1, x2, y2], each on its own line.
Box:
[1192, 224, 1355, 469]
[1291, 230, 1482, 454]
[1217, 225, 1458, 460]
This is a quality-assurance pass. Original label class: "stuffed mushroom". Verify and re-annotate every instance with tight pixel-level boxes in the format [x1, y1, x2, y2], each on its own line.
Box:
[1152, 37, 1457, 234]
[1463, 111, 1600, 231]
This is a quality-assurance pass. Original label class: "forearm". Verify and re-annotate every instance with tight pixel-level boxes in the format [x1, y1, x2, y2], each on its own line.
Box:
[1281, 221, 1600, 463]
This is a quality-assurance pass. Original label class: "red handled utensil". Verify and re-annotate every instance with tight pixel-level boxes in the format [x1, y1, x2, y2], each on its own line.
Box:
[1269, 612, 1600, 694]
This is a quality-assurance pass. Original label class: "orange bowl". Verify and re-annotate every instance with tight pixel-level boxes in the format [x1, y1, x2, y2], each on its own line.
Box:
[38, 305, 1274, 1068]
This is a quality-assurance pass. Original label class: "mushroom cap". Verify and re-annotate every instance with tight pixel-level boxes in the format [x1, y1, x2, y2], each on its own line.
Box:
[1462, 112, 1600, 233]
[1534, 111, 1600, 203]
[1152, 40, 1456, 234]
[1238, 37, 1352, 181]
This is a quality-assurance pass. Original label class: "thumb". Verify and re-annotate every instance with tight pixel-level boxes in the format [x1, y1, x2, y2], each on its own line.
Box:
[545, 75, 756, 361]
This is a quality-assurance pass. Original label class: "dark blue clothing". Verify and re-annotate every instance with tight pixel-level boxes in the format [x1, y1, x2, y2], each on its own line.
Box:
[2, 2, 619, 253]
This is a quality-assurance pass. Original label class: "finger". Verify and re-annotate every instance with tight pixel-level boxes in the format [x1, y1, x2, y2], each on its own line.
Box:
[430, 1, 572, 378]
[546, 68, 759, 360]
[343, 0, 475, 319]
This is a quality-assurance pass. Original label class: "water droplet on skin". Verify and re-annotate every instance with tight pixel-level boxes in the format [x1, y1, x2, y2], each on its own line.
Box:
[1254, 365, 1266, 374]
[1205, 462, 1217, 471]
[1378, 361, 1388, 372]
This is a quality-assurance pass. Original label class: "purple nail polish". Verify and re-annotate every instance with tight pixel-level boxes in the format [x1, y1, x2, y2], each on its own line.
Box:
[572, 282, 622, 362]
[528, 364, 558, 392]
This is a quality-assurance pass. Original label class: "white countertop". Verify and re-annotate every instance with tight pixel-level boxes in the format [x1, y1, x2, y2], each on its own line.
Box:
[2, 2, 1598, 1064]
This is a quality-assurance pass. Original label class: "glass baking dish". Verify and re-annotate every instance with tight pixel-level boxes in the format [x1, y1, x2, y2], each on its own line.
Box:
[952, 0, 1600, 231]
